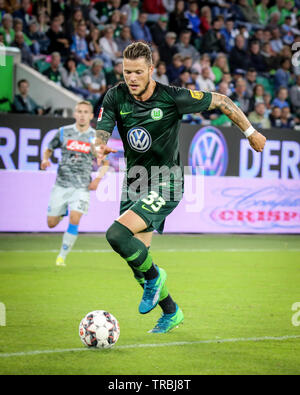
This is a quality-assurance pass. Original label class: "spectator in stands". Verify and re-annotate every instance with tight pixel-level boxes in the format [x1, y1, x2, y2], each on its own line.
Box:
[269, 106, 282, 127]
[46, 19, 70, 59]
[115, 25, 132, 54]
[221, 71, 235, 94]
[13, 17, 32, 47]
[43, 52, 63, 86]
[109, 10, 122, 38]
[66, 7, 84, 38]
[168, 0, 189, 35]
[290, 75, 300, 117]
[119, 12, 129, 32]
[131, 12, 152, 43]
[166, 53, 184, 83]
[150, 15, 168, 46]
[27, 19, 49, 55]
[12, 31, 34, 67]
[202, 17, 227, 56]
[248, 102, 271, 129]
[0, 13, 14, 46]
[70, 22, 91, 67]
[220, 18, 238, 53]
[231, 77, 251, 114]
[272, 87, 289, 109]
[81, 59, 107, 101]
[184, 0, 201, 38]
[61, 56, 90, 99]
[262, 28, 272, 44]
[236, 0, 261, 27]
[209, 80, 233, 127]
[105, 57, 124, 89]
[158, 31, 178, 65]
[266, 11, 280, 31]
[279, 45, 292, 64]
[250, 28, 264, 46]
[268, 0, 287, 25]
[229, 34, 251, 73]
[153, 61, 169, 85]
[172, 67, 191, 88]
[270, 27, 283, 53]
[218, 80, 232, 97]
[184, 55, 196, 74]
[175, 30, 200, 63]
[152, 48, 160, 67]
[190, 68, 200, 90]
[249, 83, 265, 111]
[263, 92, 272, 114]
[36, 10, 49, 35]
[100, 24, 122, 66]
[279, 106, 295, 128]
[121, 0, 140, 26]
[245, 68, 257, 97]
[281, 16, 296, 45]
[13, 79, 44, 115]
[199, 6, 212, 36]
[256, 0, 270, 26]
[13, 0, 33, 32]
[248, 40, 267, 74]
[212, 53, 230, 84]
[87, 27, 102, 59]
[142, 0, 167, 23]
[196, 66, 216, 92]
[90, 0, 121, 26]
[192, 53, 215, 81]
[274, 58, 292, 91]
[261, 41, 280, 71]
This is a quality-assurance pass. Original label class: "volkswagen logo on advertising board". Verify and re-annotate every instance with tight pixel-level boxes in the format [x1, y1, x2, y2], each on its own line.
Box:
[127, 127, 152, 153]
[188, 126, 228, 176]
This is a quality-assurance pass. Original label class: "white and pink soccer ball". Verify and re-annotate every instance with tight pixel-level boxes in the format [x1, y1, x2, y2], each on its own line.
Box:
[79, 310, 120, 349]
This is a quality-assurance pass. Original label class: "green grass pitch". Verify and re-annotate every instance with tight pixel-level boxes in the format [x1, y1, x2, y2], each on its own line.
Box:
[0, 233, 300, 375]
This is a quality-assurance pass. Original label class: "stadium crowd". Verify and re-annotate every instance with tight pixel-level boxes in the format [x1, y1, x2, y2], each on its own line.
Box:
[1, 0, 300, 129]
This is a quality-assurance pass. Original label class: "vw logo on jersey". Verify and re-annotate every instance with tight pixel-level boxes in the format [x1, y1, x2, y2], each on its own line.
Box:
[127, 127, 152, 153]
[188, 126, 228, 176]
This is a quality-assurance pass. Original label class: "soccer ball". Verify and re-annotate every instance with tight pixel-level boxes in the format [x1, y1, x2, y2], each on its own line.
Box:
[79, 310, 120, 349]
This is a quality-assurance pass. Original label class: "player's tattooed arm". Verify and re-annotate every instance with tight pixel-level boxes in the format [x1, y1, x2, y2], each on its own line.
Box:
[95, 129, 111, 146]
[94, 129, 117, 165]
[208, 93, 266, 152]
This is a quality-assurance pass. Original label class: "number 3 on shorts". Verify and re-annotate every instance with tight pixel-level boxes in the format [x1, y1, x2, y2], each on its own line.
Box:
[142, 191, 166, 213]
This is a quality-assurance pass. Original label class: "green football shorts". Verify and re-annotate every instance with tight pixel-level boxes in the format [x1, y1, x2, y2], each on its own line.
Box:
[120, 187, 182, 234]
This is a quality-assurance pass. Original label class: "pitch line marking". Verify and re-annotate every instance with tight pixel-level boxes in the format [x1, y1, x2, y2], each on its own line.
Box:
[0, 335, 300, 358]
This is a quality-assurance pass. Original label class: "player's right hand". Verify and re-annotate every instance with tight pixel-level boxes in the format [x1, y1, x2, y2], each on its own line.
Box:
[41, 160, 51, 170]
[248, 131, 266, 153]
[96, 145, 117, 166]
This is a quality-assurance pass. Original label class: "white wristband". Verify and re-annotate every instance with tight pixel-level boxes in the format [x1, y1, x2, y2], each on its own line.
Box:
[242, 125, 255, 138]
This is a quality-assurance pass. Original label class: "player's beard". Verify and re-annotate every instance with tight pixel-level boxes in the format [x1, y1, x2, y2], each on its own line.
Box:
[133, 74, 151, 98]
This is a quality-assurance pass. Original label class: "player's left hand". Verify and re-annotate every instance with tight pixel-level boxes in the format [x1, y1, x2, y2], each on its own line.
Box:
[96, 145, 117, 166]
[88, 178, 101, 191]
[248, 131, 266, 152]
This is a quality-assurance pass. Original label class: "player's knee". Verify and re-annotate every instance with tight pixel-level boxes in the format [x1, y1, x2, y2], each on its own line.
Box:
[106, 221, 133, 253]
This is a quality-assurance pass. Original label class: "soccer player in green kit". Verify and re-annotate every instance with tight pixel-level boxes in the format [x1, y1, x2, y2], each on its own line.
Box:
[95, 42, 266, 333]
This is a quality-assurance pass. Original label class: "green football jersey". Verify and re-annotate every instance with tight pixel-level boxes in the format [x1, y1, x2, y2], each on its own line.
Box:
[96, 82, 212, 188]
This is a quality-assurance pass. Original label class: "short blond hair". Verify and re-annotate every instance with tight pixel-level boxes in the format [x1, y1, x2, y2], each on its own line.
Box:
[75, 100, 93, 112]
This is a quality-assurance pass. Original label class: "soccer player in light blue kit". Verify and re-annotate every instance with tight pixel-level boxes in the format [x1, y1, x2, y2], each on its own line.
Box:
[41, 101, 110, 266]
